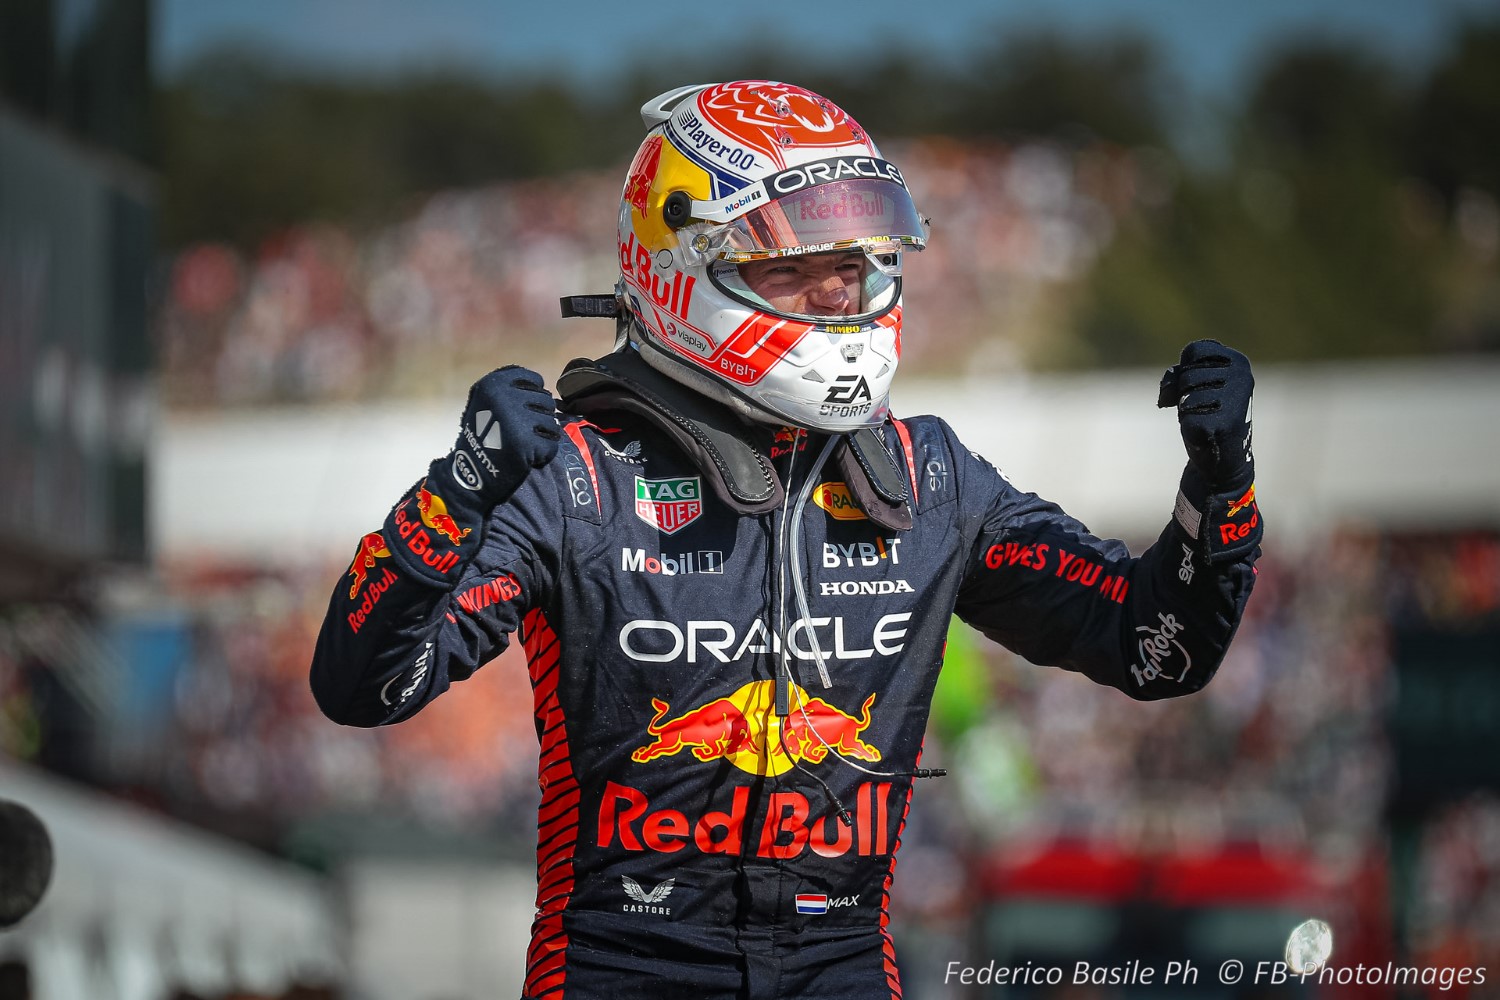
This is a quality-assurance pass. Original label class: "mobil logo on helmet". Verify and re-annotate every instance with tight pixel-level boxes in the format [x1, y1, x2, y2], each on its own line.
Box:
[631, 680, 880, 777]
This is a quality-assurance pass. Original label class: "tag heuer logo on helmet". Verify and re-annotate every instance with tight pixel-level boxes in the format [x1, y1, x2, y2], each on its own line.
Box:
[634, 476, 703, 534]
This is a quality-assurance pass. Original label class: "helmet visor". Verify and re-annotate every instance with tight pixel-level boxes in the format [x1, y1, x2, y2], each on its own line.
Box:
[688, 176, 928, 263]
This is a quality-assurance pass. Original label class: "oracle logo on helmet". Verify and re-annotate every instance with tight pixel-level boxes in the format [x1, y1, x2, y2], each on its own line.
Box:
[765, 157, 907, 197]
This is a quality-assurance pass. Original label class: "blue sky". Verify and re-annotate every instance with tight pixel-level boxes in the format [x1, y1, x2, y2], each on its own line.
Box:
[157, 0, 1494, 104]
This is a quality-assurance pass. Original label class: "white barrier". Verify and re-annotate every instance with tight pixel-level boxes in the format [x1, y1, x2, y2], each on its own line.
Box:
[0, 758, 343, 1000]
[154, 357, 1500, 560]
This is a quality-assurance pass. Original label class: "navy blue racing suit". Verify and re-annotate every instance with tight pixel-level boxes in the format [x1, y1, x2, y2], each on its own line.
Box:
[310, 378, 1260, 1000]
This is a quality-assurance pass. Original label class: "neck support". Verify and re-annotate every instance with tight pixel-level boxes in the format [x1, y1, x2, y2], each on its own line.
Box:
[557, 350, 912, 532]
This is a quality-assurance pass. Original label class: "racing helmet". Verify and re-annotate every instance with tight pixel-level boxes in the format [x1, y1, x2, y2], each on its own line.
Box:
[615, 81, 928, 432]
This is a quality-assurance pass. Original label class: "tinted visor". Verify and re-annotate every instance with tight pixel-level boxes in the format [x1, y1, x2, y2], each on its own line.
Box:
[710, 249, 901, 324]
[703, 177, 928, 262]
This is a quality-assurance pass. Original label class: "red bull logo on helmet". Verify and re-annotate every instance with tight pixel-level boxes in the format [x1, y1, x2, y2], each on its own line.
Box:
[619, 232, 698, 315]
[631, 680, 880, 777]
[623, 134, 663, 213]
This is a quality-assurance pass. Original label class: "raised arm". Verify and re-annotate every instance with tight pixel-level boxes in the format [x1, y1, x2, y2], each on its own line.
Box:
[309, 367, 561, 726]
[954, 341, 1262, 699]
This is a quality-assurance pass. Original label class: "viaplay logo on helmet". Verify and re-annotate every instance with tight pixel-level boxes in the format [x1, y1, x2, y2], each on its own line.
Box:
[764, 157, 906, 197]
[634, 476, 703, 534]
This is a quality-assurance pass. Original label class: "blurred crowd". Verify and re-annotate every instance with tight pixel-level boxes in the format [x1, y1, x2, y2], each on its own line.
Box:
[138, 561, 539, 839]
[155, 135, 1151, 409]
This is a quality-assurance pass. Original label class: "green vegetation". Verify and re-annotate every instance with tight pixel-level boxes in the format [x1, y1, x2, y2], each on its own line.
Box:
[155, 21, 1500, 365]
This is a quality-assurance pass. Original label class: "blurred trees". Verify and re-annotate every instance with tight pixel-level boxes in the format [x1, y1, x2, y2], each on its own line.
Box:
[157, 54, 639, 248]
[1065, 20, 1500, 367]
[154, 18, 1500, 365]
[157, 32, 1172, 249]
[1409, 20, 1500, 203]
[1, 0, 152, 160]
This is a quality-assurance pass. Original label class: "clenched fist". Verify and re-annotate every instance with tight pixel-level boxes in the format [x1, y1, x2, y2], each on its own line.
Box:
[441, 366, 561, 504]
[1158, 340, 1254, 492]
[384, 366, 560, 587]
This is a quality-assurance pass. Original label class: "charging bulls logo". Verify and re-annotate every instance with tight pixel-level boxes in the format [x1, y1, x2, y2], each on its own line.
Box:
[1227, 483, 1257, 518]
[632, 680, 881, 776]
[416, 484, 471, 546]
[1218, 483, 1260, 547]
[346, 532, 392, 599]
[623, 135, 664, 214]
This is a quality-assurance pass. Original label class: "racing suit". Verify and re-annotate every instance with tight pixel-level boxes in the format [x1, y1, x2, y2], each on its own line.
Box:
[310, 355, 1261, 1000]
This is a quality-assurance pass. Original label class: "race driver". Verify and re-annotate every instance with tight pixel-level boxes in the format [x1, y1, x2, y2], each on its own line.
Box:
[310, 80, 1262, 1000]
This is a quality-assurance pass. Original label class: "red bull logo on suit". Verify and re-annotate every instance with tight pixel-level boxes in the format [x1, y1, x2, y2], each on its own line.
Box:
[630, 680, 881, 777]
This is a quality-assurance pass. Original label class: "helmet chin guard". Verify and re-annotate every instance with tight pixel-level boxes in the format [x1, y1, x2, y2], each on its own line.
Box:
[598, 80, 926, 433]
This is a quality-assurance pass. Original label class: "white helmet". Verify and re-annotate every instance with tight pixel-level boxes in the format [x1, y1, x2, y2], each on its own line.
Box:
[615, 81, 928, 432]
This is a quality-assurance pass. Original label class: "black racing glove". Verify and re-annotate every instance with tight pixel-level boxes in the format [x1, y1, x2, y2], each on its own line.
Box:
[1158, 340, 1261, 562]
[384, 366, 560, 587]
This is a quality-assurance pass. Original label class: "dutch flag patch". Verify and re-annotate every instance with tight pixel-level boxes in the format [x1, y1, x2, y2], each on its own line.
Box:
[795, 894, 828, 915]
